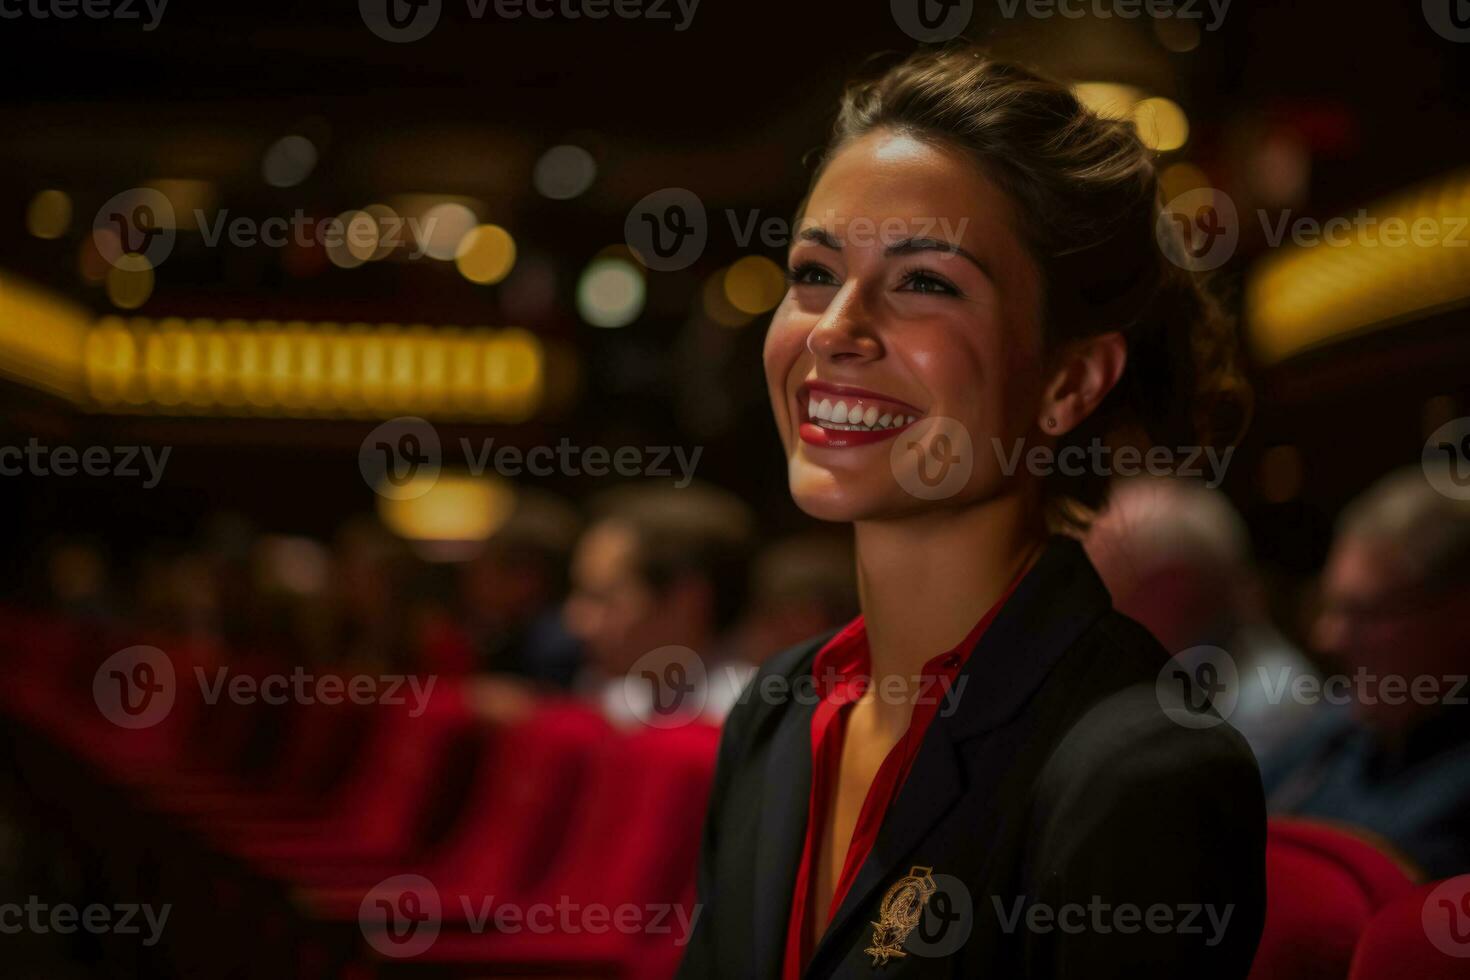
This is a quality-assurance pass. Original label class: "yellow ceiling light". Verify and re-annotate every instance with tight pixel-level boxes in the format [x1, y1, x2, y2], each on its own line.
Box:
[1246, 168, 1470, 364]
[378, 472, 518, 561]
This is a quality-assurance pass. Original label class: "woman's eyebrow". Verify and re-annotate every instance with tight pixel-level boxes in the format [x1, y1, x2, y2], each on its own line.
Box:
[885, 237, 989, 276]
[795, 226, 841, 249]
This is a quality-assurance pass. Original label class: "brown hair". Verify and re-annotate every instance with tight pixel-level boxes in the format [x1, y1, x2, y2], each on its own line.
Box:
[816, 47, 1249, 528]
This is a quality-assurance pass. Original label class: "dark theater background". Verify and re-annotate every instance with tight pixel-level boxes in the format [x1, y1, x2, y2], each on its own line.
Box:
[2, 1, 1470, 977]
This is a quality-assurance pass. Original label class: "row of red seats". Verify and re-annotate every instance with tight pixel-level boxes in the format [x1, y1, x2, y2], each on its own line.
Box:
[0, 606, 719, 979]
[4, 606, 1468, 978]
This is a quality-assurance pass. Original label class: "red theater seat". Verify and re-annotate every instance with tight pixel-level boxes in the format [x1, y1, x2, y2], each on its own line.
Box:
[1348, 876, 1470, 979]
[369, 721, 721, 980]
[1250, 820, 1418, 980]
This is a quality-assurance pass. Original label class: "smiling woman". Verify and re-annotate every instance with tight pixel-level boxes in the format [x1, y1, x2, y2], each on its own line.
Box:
[678, 47, 1265, 979]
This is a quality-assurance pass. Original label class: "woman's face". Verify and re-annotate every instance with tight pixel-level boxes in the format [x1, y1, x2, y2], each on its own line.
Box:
[764, 128, 1047, 523]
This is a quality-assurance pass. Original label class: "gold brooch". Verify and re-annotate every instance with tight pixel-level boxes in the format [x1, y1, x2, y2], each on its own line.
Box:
[864, 865, 937, 967]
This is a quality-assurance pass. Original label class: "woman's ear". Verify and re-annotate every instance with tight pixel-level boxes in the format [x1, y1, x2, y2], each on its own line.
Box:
[1037, 332, 1127, 435]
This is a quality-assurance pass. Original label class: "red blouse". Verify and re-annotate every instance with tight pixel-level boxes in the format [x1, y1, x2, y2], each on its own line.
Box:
[780, 584, 1018, 979]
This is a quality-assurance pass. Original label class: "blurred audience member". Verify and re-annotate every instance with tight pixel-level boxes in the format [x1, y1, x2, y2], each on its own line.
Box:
[327, 516, 413, 671]
[43, 539, 112, 623]
[1085, 476, 1320, 766]
[709, 531, 859, 719]
[458, 489, 583, 687]
[562, 482, 753, 727]
[1265, 466, 1470, 876]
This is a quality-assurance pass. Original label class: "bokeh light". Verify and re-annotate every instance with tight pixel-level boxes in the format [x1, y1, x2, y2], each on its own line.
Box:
[26, 189, 72, 239]
[418, 202, 479, 261]
[455, 224, 518, 284]
[261, 135, 317, 188]
[577, 256, 645, 328]
[723, 255, 787, 315]
[1133, 97, 1190, 152]
[106, 254, 154, 309]
[533, 145, 597, 200]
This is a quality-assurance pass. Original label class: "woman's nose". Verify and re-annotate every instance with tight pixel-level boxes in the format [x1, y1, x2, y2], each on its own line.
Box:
[805, 284, 882, 363]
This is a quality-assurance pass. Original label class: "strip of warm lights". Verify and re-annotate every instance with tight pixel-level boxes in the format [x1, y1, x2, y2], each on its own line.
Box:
[1246, 169, 1470, 364]
[0, 272, 544, 421]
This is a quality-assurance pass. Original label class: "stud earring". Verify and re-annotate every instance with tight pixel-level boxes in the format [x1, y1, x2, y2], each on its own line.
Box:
[1045, 417, 1058, 430]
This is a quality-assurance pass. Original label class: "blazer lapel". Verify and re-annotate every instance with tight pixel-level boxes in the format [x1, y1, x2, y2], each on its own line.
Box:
[753, 680, 819, 979]
[804, 536, 1115, 976]
[807, 726, 967, 974]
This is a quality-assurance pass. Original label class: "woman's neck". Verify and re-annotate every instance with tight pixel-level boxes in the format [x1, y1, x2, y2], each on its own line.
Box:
[853, 493, 1047, 688]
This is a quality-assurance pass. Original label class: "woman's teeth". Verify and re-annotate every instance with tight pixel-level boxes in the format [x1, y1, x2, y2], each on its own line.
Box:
[806, 398, 917, 432]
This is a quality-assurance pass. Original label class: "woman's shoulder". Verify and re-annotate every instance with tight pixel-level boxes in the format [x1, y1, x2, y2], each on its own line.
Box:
[716, 628, 836, 746]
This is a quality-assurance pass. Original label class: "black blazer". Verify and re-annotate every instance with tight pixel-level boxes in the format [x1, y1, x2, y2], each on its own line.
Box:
[676, 537, 1265, 979]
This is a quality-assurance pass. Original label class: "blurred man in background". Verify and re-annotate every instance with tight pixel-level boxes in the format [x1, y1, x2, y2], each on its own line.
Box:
[1085, 476, 1320, 767]
[1265, 465, 1470, 877]
[708, 531, 859, 718]
[457, 490, 583, 687]
[561, 482, 754, 727]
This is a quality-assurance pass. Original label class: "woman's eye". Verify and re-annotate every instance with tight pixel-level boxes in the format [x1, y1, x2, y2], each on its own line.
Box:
[898, 269, 960, 296]
[786, 262, 838, 287]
